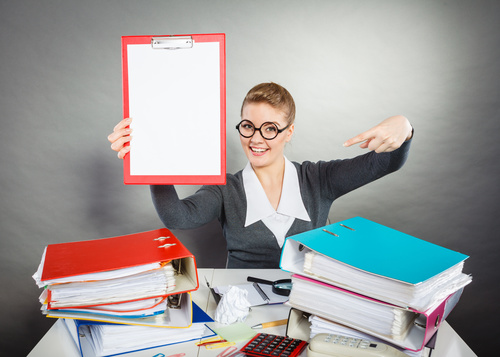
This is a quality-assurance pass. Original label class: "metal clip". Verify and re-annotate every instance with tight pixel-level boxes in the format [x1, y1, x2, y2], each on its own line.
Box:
[339, 224, 355, 231]
[167, 294, 182, 309]
[158, 243, 177, 248]
[172, 259, 182, 274]
[322, 229, 339, 237]
[154, 236, 171, 241]
[151, 36, 193, 49]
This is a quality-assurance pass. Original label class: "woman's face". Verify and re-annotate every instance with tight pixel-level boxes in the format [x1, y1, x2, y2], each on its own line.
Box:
[239, 102, 294, 170]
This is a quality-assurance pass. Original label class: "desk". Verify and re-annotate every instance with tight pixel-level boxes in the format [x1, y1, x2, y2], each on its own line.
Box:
[28, 269, 476, 357]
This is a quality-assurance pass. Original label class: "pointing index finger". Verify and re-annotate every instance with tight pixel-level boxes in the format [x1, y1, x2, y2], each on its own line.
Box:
[343, 129, 372, 147]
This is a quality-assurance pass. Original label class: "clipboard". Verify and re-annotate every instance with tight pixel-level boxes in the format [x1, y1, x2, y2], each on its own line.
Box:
[121, 33, 226, 185]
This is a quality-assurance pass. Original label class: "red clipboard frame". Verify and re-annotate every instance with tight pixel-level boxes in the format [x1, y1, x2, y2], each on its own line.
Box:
[121, 33, 226, 185]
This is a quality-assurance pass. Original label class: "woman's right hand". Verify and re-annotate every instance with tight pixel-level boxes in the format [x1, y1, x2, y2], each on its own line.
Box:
[107, 117, 132, 159]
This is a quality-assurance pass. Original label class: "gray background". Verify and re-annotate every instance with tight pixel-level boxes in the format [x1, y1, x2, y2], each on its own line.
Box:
[1, 0, 498, 355]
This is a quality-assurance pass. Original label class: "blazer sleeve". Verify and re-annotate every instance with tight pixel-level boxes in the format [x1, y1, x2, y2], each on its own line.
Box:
[319, 137, 412, 200]
[150, 184, 224, 229]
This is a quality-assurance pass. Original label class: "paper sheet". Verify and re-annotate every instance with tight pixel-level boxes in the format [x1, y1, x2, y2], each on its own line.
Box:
[127, 41, 222, 176]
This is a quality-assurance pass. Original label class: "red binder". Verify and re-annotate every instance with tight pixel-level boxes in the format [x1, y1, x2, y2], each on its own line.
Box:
[42, 228, 194, 280]
[39, 228, 199, 308]
[121, 33, 226, 185]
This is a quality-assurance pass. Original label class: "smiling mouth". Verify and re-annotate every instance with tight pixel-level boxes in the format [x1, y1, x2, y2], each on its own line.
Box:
[250, 147, 268, 154]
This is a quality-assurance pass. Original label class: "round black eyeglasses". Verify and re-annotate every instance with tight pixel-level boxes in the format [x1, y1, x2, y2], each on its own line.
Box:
[236, 120, 290, 140]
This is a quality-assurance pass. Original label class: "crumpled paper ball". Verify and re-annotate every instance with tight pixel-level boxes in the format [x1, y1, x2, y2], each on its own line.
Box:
[214, 285, 252, 324]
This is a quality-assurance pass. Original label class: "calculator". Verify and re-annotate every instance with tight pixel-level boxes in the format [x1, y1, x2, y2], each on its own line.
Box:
[227, 333, 308, 357]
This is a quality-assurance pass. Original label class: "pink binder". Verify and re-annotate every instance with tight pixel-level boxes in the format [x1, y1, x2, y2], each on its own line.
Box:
[288, 274, 463, 352]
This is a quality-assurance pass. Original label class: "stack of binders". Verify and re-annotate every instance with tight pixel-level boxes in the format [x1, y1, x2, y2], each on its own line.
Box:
[33, 228, 215, 357]
[280, 217, 472, 356]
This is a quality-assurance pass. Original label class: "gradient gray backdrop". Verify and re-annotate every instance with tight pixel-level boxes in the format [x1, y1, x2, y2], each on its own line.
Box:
[1, 0, 498, 355]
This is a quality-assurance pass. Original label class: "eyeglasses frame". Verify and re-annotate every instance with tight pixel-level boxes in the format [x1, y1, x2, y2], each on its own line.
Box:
[235, 120, 291, 140]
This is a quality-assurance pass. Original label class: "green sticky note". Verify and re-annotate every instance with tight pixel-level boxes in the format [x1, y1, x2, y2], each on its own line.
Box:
[213, 323, 257, 342]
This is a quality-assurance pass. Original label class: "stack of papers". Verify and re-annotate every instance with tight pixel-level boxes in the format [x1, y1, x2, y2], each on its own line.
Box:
[63, 302, 215, 357]
[46, 291, 196, 328]
[32, 228, 206, 356]
[290, 275, 416, 340]
[303, 250, 470, 311]
[31, 228, 199, 325]
[280, 217, 472, 352]
[44, 297, 169, 319]
[34, 258, 176, 311]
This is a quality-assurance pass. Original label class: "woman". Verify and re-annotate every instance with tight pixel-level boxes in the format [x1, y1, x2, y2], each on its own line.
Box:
[108, 82, 413, 268]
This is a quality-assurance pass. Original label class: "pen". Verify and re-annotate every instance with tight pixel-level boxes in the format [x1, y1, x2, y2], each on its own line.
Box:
[251, 319, 288, 329]
[253, 282, 270, 302]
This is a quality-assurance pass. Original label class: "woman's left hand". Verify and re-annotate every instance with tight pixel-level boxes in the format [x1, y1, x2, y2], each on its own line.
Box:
[343, 115, 413, 153]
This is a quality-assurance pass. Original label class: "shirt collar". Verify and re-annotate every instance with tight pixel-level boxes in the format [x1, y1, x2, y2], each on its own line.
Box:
[243, 157, 311, 227]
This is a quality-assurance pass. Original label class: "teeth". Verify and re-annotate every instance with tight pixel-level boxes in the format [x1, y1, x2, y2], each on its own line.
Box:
[251, 148, 267, 153]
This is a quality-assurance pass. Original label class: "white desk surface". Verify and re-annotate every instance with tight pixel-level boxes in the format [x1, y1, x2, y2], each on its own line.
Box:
[28, 269, 476, 357]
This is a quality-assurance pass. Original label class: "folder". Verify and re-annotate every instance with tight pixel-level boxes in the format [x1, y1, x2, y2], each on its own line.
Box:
[122, 33, 226, 185]
[33, 228, 199, 309]
[288, 274, 463, 352]
[47, 292, 197, 328]
[63, 302, 215, 357]
[280, 217, 471, 311]
[46, 296, 170, 318]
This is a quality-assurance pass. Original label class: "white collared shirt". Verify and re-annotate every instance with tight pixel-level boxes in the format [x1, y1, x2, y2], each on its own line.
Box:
[243, 157, 311, 247]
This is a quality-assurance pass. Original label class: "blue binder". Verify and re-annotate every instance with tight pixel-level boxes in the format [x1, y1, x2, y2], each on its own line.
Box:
[281, 216, 468, 284]
[280, 217, 471, 311]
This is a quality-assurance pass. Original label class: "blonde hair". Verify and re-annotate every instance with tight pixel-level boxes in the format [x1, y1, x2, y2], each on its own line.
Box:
[241, 82, 296, 125]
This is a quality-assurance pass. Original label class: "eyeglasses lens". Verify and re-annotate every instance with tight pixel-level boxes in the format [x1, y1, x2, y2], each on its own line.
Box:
[238, 121, 254, 138]
[260, 122, 278, 139]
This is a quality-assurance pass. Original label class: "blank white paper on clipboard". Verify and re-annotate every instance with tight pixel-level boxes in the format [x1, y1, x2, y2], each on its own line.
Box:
[121, 34, 226, 185]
